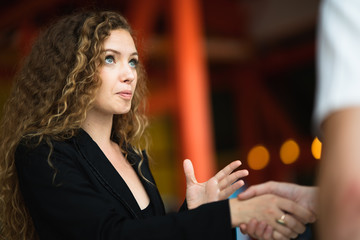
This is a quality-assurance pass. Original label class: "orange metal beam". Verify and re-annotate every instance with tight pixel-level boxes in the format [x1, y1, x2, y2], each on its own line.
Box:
[126, 0, 163, 62]
[171, 0, 216, 182]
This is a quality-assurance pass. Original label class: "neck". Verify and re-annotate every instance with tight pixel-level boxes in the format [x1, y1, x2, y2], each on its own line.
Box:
[81, 108, 114, 148]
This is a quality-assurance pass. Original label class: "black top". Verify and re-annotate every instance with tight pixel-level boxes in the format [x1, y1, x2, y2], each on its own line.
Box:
[15, 129, 234, 240]
[141, 202, 155, 219]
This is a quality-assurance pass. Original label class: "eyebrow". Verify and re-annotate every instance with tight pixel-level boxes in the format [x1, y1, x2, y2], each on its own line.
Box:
[103, 48, 138, 57]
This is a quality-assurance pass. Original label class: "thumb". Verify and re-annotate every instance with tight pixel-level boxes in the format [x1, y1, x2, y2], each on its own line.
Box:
[237, 189, 255, 200]
[183, 159, 197, 185]
[238, 182, 273, 200]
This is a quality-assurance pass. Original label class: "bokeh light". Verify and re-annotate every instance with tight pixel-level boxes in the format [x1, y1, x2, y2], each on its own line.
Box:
[280, 139, 300, 164]
[311, 137, 322, 160]
[247, 145, 270, 170]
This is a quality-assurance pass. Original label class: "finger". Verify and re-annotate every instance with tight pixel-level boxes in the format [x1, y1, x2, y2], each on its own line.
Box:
[272, 220, 298, 239]
[276, 214, 306, 235]
[183, 159, 197, 185]
[269, 208, 299, 238]
[263, 225, 273, 240]
[272, 230, 289, 240]
[218, 169, 249, 190]
[238, 181, 274, 200]
[219, 179, 245, 199]
[255, 221, 267, 239]
[279, 198, 315, 224]
[239, 224, 247, 234]
[213, 160, 242, 181]
[246, 218, 259, 236]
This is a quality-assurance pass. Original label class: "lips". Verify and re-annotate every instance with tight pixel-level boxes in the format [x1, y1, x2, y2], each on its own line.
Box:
[117, 90, 133, 100]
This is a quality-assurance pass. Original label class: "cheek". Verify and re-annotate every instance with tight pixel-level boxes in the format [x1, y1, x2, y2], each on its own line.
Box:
[133, 73, 138, 87]
[93, 87, 105, 105]
[93, 80, 109, 102]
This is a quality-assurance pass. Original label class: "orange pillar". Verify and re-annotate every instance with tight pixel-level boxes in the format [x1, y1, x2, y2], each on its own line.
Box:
[171, 0, 216, 182]
[126, 0, 162, 62]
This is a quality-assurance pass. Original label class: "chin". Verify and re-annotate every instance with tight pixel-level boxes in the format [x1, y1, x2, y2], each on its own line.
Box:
[116, 107, 131, 115]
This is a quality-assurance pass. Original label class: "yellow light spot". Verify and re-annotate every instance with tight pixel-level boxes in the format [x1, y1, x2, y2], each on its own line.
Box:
[280, 139, 300, 164]
[247, 145, 270, 170]
[311, 137, 322, 160]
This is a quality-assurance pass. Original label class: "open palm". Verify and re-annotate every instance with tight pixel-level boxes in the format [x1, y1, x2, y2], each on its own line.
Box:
[184, 159, 249, 209]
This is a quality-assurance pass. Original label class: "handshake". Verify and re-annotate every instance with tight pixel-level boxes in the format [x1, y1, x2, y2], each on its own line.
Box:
[233, 181, 317, 240]
[184, 159, 318, 240]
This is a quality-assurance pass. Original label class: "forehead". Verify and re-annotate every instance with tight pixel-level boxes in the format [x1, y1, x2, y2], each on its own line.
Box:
[103, 29, 137, 52]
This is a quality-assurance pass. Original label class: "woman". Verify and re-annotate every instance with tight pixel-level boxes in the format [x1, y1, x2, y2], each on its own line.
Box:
[0, 10, 315, 240]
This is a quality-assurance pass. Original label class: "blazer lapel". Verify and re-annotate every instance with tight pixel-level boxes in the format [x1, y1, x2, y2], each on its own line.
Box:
[129, 151, 166, 216]
[74, 129, 143, 218]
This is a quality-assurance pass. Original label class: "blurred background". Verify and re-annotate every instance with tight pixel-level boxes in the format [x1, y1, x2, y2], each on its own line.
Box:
[0, 0, 321, 234]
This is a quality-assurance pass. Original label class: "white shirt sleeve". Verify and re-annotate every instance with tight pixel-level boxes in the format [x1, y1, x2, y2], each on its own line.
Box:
[313, 0, 360, 136]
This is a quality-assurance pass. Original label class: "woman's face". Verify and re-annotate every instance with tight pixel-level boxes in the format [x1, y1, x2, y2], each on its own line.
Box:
[93, 29, 138, 116]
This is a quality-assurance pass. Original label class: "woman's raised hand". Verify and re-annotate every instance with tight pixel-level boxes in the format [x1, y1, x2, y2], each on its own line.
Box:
[184, 159, 249, 209]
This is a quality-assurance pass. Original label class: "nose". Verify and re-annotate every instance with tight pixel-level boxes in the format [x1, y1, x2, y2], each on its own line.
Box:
[118, 62, 135, 83]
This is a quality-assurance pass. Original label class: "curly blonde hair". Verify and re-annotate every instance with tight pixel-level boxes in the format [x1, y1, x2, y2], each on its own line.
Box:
[0, 11, 148, 240]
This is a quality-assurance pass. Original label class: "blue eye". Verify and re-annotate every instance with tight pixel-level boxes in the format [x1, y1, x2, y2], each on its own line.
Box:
[129, 59, 138, 68]
[105, 55, 115, 64]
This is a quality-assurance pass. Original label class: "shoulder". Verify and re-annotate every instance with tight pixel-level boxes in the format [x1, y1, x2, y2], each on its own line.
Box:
[15, 135, 87, 186]
[15, 136, 79, 168]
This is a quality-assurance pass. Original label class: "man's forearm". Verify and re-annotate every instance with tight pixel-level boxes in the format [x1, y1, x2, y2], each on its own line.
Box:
[318, 108, 360, 240]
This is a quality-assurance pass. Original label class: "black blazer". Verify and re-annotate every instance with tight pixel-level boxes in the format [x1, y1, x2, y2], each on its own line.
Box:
[15, 129, 234, 240]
